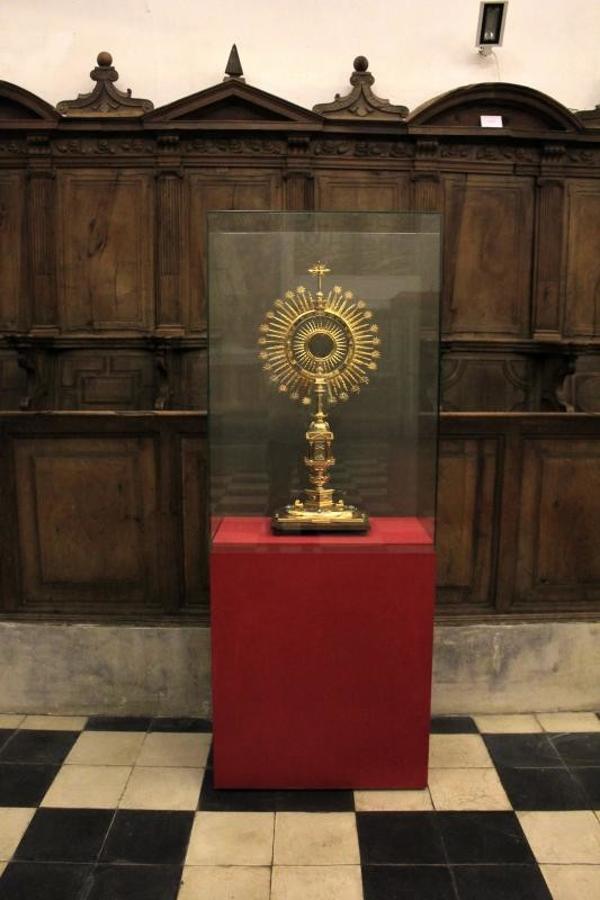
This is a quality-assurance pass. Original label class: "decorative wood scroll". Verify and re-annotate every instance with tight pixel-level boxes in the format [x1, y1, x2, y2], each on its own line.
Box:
[56, 52, 153, 117]
[314, 56, 408, 120]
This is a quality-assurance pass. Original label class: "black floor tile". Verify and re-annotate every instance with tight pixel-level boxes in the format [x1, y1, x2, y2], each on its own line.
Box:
[0, 862, 92, 900]
[0, 730, 14, 751]
[274, 788, 355, 812]
[357, 812, 445, 865]
[100, 810, 193, 865]
[0, 730, 78, 765]
[362, 865, 457, 900]
[85, 716, 151, 732]
[453, 864, 552, 900]
[483, 733, 563, 768]
[550, 732, 600, 766]
[14, 808, 114, 862]
[437, 812, 535, 864]
[200, 767, 354, 812]
[86, 864, 182, 900]
[150, 717, 212, 733]
[571, 766, 600, 806]
[0, 763, 58, 806]
[199, 768, 277, 811]
[431, 717, 478, 734]
[497, 765, 591, 810]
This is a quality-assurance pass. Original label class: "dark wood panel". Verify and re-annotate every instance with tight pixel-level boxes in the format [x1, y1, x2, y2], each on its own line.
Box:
[436, 435, 499, 610]
[56, 350, 156, 410]
[57, 171, 154, 332]
[564, 180, 600, 338]
[187, 171, 283, 332]
[443, 175, 534, 338]
[315, 171, 410, 211]
[514, 436, 600, 609]
[0, 173, 24, 330]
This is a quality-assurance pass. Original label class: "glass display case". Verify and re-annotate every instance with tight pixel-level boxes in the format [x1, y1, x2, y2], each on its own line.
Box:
[208, 211, 441, 541]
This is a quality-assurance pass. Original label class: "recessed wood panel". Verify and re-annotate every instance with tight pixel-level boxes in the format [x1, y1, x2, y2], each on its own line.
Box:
[436, 436, 498, 609]
[443, 175, 534, 337]
[515, 437, 600, 607]
[0, 173, 24, 330]
[56, 351, 155, 410]
[13, 436, 160, 610]
[315, 171, 409, 211]
[564, 181, 600, 338]
[181, 435, 208, 609]
[0, 350, 26, 410]
[188, 171, 283, 331]
[441, 354, 534, 411]
[57, 171, 153, 332]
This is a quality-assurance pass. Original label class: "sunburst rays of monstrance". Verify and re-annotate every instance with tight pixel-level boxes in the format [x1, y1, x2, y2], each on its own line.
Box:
[257, 262, 381, 532]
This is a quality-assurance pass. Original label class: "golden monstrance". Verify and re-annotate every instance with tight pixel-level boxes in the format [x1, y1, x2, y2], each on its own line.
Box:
[258, 262, 381, 533]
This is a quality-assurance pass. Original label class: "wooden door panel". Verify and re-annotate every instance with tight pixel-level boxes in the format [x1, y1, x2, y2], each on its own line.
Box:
[443, 175, 534, 338]
[0, 173, 24, 330]
[188, 171, 283, 332]
[436, 436, 498, 609]
[564, 181, 600, 338]
[315, 171, 409, 211]
[514, 437, 600, 607]
[57, 171, 153, 332]
[13, 435, 161, 610]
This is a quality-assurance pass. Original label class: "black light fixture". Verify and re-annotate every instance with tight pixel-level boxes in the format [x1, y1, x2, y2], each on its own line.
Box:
[476, 2, 508, 56]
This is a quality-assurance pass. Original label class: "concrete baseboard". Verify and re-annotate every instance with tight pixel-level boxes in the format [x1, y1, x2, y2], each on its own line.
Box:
[0, 620, 598, 716]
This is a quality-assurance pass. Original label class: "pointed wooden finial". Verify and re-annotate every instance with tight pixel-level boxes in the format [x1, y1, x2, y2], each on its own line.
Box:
[224, 44, 245, 81]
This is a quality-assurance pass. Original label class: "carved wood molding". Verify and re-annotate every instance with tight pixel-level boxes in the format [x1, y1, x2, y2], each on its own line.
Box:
[313, 56, 408, 120]
[56, 52, 153, 117]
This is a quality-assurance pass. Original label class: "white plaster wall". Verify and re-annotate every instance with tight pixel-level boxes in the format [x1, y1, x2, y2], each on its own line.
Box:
[0, 0, 598, 114]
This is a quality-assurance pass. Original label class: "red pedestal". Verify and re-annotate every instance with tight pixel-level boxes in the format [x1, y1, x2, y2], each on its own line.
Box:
[211, 516, 435, 789]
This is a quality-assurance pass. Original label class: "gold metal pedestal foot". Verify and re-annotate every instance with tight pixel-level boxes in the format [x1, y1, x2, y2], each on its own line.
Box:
[272, 500, 369, 533]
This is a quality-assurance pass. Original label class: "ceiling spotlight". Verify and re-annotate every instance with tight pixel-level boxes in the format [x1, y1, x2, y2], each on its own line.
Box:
[476, 2, 508, 56]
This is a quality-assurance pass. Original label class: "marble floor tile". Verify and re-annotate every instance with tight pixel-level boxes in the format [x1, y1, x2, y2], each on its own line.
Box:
[354, 788, 432, 812]
[178, 865, 271, 900]
[0, 807, 36, 860]
[541, 864, 600, 900]
[41, 764, 131, 808]
[518, 810, 600, 864]
[428, 734, 493, 768]
[274, 812, 360, 865]
[536, 712, 600, 733]
[137, 732, 212, 768]
[271, 864, 363, 900]
[65, 731, 145, 766]
[21, 716, 87, 732]
[119, 766, 203, 811]
[428, 767, 511, 811]
[475, 714, 542, 733]
[185, 811, 275, 866]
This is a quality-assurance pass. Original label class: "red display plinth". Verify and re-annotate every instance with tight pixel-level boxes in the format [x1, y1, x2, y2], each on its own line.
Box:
[211, 516, 435, 789]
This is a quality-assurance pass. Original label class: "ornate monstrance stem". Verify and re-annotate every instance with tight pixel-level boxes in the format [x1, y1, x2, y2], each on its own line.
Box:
[258, 263, 381, 533]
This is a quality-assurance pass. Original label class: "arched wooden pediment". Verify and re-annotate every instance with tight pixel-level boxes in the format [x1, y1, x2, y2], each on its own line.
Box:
[409, 82, 583, 132]
[144, 79, 322, 126]
[0, 81, 59, 123]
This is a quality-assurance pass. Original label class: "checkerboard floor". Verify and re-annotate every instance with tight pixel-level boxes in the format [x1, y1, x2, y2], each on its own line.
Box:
[1, 713, 599, 899]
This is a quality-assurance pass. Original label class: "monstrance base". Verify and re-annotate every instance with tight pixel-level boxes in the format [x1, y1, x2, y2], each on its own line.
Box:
[272, 503, 369, 534]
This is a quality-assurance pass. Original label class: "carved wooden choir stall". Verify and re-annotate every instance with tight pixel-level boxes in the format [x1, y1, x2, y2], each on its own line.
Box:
[0, 49, 598, 623]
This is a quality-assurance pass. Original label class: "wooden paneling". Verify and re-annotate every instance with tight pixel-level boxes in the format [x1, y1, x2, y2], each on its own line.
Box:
[315, 171, 410, 211]
[0, 173, 24, 330]
[0, 413, 207, 621]
[441, 354, 534, 411]
[514, 437, 600, 609]
[436, 436, 499, 610]
[56, 351, 156, 410]
[564, 180, 600, 338]
[187, 171, 283, 331]
[13, 435, 160, 611]
[443, 175, 535, 338]
[57, 171, 154, 332]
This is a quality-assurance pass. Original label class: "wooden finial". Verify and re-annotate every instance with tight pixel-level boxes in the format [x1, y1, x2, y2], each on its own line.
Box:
[224, 44, 245, 81]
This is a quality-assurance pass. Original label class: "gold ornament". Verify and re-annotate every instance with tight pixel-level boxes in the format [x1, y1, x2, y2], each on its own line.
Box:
[258, 262, 381, 532]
